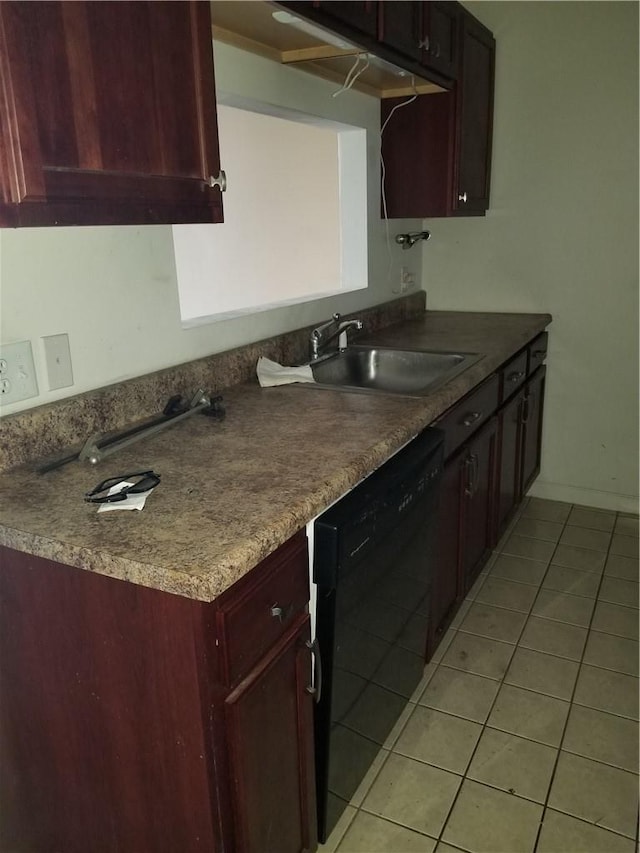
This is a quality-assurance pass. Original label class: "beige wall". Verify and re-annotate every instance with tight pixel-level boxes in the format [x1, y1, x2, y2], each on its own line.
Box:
[423, 0, 639, 512]
[0, 41, 421, 416]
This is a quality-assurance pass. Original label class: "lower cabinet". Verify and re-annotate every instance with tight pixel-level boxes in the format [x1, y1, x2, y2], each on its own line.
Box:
[429, 376, 499, 655]
[224, 616, 317, 853]
[429, 331, 549, 659]
[0, 531, 317, 853]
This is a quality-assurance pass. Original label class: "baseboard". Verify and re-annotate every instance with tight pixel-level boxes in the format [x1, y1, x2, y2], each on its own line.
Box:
[528, 480, 639, 515]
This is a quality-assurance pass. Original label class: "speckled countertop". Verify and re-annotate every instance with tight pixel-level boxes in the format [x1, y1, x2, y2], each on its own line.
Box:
[0, 311, 551, 602]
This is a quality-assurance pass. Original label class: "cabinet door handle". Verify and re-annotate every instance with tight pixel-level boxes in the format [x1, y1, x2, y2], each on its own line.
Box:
[458, 192, 468, 203]
[270, 602, 293, 623]
[207, 170, 227, 192]
[532, 349, 546, 359]
[472, 453, 480, 497]
[305, 639, 322, 704]
[507, 371, 525, 383]
[419, 35, 430, 51]
[462, 411, 482, 427]
[463, 454, 474, 497]
[434, 42, 441, 58]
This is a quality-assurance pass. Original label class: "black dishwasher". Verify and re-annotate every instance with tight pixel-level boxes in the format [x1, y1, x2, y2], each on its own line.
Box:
[312, 428, 444, 842]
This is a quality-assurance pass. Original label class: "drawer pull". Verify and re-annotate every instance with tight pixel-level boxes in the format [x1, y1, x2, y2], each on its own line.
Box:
[305, 639, 322, 704]
[507, 371, 525, 383]
[270, 602, 293, 623]
[462, 411, 482, 427]
[532, 349, 546, 359]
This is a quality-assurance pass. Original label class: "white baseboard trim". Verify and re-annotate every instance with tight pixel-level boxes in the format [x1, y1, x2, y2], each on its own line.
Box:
[528, 480, 639, 515]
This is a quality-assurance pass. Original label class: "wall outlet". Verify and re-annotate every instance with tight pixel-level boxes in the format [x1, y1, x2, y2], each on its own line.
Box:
[0, 340, 39, 405]
[400, 266, 416, 292]
[43, 333, 74, 390]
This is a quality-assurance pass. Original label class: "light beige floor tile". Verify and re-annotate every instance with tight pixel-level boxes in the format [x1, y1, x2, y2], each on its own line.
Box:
[393, 705, 482, 774]
[489, 553, 548, 586]
[500, 533, 556, 562]
[459, 602, 526, 643]
[518, 615, 587, 661]
[605, 553, 640, 581]
[537, 809, 636, 853]
[343, 682, 410, 746]
[418, 665, 500, 723]
[548, 751, 639, 838]
[611, 534, 639, 559]
[615, 516, 639, 538]
[320, 804, 357, 853]
[523, 498, 571, 523]
[487, 684, 570, 747]
[475, 576, 538, 613]
[441, 779, 543, 853]
[560, 526, 612, 552]
[599, 576, 639, 609]
[583, 631, 639, 676]
[531, 588, 595, 627]
[362, 752, 461, 838]
[512, 516, 564, 542]
[568, 506, 616, 532]
[435, 844, 468, 853]
[562, 704, 639, 773]
[552, 544, 606, 573]
[591, 600, 639, 640]
[440, 632, 515, 680]
[337, 811, 436, 853]
[504, 647, 579, 700]
[574, 664, 639, 720]
[542, 564, 600, 598]
[466, 727, 557, 803]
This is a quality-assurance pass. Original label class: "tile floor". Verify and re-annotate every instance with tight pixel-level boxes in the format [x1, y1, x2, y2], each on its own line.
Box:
[320, 497, 639, 853]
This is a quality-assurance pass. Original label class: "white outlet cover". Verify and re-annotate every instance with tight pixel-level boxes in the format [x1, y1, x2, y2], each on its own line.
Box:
[43, 333, 74, 391]
[0, 340, 39, 405]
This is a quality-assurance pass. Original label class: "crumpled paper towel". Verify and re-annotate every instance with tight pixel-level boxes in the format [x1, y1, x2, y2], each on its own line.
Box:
[256, 356, 315, 387]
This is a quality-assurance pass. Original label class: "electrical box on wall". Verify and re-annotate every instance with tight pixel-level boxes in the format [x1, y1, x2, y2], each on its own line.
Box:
[0, 340, 39, 405]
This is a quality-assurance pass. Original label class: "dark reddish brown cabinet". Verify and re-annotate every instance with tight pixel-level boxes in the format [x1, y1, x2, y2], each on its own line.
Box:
[0, 1, 225, 227]
[0, 531, 317, 853]
[429, 376, 499, 655]
[381, 5, 495, 217]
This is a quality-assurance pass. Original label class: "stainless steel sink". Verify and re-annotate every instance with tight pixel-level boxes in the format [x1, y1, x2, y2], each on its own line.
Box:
[306, 346, 481, 396]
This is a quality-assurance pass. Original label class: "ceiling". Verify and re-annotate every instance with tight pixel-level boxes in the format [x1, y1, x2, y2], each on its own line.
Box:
[209, 1, 445, 98]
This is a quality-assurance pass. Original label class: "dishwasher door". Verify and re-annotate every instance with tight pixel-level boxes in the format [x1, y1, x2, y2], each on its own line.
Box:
[312, 429, 443, 842]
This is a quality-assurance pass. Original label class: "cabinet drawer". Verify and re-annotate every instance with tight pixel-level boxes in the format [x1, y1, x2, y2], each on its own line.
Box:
[528, 332, 548, 374]
[436, 373, 500, 460]
[215, 532, 309, 686]
[499, 350, 528, 404]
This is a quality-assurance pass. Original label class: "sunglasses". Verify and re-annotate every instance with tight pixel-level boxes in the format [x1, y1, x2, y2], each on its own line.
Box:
[84, 470, 161, 504]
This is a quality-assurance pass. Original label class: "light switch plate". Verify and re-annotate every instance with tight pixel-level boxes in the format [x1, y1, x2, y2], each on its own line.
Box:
[43, 333, 74, 390]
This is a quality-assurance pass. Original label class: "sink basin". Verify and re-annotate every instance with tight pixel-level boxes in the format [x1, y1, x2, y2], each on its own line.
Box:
[306, 346, 481, 396]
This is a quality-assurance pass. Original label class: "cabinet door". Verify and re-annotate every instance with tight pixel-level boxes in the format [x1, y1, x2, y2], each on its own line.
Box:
[452, 11, 495, 215]
[423, 1, 459, 79]
[496, 390, 524, 537]
[225, 616, 317, 853]
[0, 1, 223, 227]
[379, 1, 422, 63]
[461, 417, 498, 592]
[521, 367, 546, 494]
[429, 451, 463, 657]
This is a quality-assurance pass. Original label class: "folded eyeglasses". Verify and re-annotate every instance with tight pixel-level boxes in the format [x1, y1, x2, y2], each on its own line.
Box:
[84, 470, 161, 504]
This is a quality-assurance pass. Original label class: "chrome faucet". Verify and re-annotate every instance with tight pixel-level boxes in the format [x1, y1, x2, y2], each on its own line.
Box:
[309, 312, 363, 360]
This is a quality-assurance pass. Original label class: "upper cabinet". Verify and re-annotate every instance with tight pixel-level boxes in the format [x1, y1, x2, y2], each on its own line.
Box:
[0, 1, 225, 227]
[381, 5, 495, 218]
[313, 1, 378, 38]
